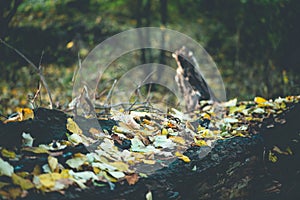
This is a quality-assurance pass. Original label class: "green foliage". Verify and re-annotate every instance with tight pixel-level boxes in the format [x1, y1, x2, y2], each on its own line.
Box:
[0, 0, 299, 112]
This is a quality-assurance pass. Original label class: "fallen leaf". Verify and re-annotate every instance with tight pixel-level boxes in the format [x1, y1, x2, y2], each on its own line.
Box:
[161, 128, 168, 135]
[22, 147, 50, 154]
[254, 97, 267, 104]
[22, 132, 34, 147]
[169, 136, 185, 145]
[38, 173, 62, 188]
[142, 160, 156, 165]
[268, 151, 278, 163]
[89, 127, 101, 134]
[48, 156, 58, 172]
[66, 118, 83, 135]
[0, 158, 14, 176]
[12, 173, 34, 190]
[66, 156, 87, 170]
[223, 117, 239, 123]
[110, 161, 130, 172]
[69, 170, 98, 182]
[193, 139, 208, 147]
[153, 135, 175, 149]
[175, 152, 191, 163]
[145, 190, 152, 200]
[131, 137, 156, 153]
[68, 133, 83, 145]
[125, 173, 139, 185]
[1, 149, 16, 159]
[108, 171, 125, 179]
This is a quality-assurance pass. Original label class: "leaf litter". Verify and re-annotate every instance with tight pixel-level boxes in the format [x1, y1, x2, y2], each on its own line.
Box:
[0, 95, 299, 199]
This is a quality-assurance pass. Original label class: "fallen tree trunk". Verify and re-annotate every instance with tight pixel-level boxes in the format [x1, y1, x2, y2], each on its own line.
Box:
[0, 103, 296, 199]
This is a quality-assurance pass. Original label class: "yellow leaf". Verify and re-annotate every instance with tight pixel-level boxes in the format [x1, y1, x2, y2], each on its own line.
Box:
[11, 173, 34, 190]
[202, 113, 211, 120]
[93, 167, 101, 174]
[17, 108, 34, 121]
[142, 160, 156, 165]
[235, 132, 245, 137]
[4, 108, 34, 123]
[194, 139, 208, 146]
[286, 146, 293, 155]
[22, 147, 50, 154]
[48, 156, 58, 172]
[38, 173, 61, 188]
[229, 105, 246, 114]
[169, 136, 185, 145]
[110, 162, 130, 171]
[60, 169, 70, 179]
[66, 118, 83, 135]
[161, 128, 168, 135]
[1, 149, 16, 159]
[66, 41, 74, 49]
[268, 151, 277, 163]
[175, 152, 191, 163]
[254, 97, 267, 104]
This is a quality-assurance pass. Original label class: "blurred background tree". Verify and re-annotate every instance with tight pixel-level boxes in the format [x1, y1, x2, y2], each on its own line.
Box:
[0, 0, 299, 112]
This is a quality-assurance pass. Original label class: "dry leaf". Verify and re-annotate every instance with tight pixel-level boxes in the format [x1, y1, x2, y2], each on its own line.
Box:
[1, 149, 16, 159]
[48, 156, 58, 172]
[66, 118, 83, 135]
[175, 152, 191, 163]
[145, 190, 153, 200]
[125, 173, 139, 185]
[254, 97, 267, 104]
[22, 132, 34, 147]
[169, 136, 186, 145]
[12, 173, 34, 190]
[0, 158, 14, 176]
[38, 173, 62, 188]
[142, 160, 156, 165]
[89, 127, 101, 134]
[66, 156, 87, 170]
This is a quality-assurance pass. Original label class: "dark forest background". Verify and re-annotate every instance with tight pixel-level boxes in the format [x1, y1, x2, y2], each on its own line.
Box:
[0, 0, 299, 112]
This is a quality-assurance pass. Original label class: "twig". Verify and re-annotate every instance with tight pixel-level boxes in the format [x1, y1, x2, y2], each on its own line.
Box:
[104, 79, 117, 106]
[38, 51, 44, 70]
[0, 39, 54, 109]
[30, 82, 42, 108]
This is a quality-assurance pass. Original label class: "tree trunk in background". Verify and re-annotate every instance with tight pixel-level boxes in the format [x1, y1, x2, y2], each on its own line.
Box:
[136, 0, 146, 64]
[0, 0, 22, 38]
[159, 0, 167, 65]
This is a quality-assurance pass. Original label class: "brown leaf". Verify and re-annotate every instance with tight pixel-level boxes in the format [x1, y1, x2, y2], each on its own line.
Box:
[125, 173, 139, 185]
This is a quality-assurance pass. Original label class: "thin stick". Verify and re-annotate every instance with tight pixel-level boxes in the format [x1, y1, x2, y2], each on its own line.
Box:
[30, 82, 42, 108]
[104, 79, 117, 106]
[0, 39, 54, 109]
[38, 50, 44, 70]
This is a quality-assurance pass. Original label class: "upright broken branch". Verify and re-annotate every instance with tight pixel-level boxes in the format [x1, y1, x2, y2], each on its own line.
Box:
[173, 46, 217, 112]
